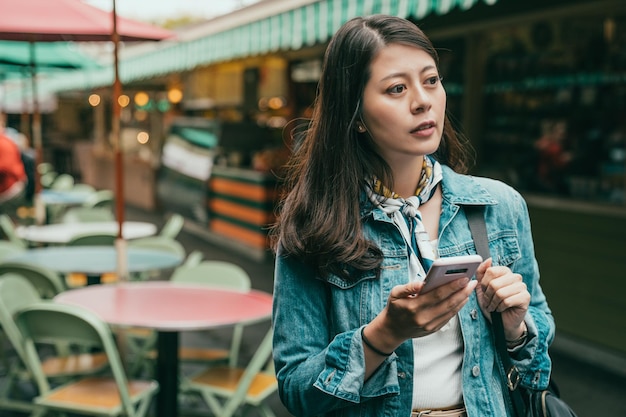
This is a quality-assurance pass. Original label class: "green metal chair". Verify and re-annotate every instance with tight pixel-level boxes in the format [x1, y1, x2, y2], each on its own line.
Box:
[60, 206, 115, 223]
[50, 173, 75, 190]
[0, 262, 90, 355]
[128, 261, 251, 378]
[36, 162, 54, 176]
[0, 241, 26, 261]
[39, 171, 58, 189]
[0, 261, 69, 396]
[180, 328, 278, 417]
[71, 183, 97, 194]
[159, 213, 184, 239]
[63, 232, 119, 286]
[128, 235, 186, 259]
[173, 261, 252, 366]
[127, 235, 186, 281]
[0, 261, 67, 299]
[182, 249, 204, 268]
[170, 260, 251, 289]
[0, 214, 27, 249]
[66, 231, 117, 246]
[15, 301, 159, 417]
[0, 276, 109, 414]
[82, 189, 114, 210]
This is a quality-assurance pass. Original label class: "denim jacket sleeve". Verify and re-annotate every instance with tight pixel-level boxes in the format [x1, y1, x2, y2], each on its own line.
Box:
[272, 250, 402, 417]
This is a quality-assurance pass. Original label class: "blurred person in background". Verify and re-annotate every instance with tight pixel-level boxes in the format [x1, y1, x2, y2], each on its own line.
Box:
[0, 116, 27, 216]
[534, 119, 572, 193]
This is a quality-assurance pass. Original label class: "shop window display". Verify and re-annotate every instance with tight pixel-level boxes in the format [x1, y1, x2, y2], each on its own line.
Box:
[480, 15, 626, 204]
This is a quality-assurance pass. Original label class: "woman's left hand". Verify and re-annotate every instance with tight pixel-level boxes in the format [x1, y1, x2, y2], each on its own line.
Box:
[475, 258, 530, 341]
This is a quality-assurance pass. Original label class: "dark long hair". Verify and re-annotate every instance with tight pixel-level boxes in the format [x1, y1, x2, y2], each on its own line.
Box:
[271, 15, 471, 279]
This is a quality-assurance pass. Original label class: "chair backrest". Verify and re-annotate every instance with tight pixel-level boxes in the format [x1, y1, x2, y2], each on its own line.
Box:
[71, 183, 96, 194]
[37, 162, 55, 175]
[66, 232, 117, 246]
[159, 213, 184, 239]
[61, 207, 115, 223]
[170, 260, 251, 291]
[15, 302, 136, 416]
[0, 240, 26, 261]
[0, 275, 43, 363]
[82, 189, 114, 210]
[128, 236, 186, 259]
[183, 250, 204, 268]
[40, 171, 58, 188]
[0, 214, 27, 248]
[0, 261, 67, 298]
[169, 260, 250, 368]
[50, 173, 75, 190]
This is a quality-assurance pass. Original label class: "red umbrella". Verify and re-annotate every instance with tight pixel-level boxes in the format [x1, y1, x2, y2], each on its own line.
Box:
[0, 0, 175, 278]
[0, 0, 172, 42]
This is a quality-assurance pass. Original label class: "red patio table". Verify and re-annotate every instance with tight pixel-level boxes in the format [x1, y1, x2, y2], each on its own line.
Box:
[54, 281, 273, 417]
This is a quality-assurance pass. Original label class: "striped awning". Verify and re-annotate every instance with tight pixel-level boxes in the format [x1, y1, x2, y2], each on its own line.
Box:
[13, 0, 499, 96]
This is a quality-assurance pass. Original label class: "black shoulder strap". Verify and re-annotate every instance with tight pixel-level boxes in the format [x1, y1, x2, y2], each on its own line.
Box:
[465, 205, 527, 417]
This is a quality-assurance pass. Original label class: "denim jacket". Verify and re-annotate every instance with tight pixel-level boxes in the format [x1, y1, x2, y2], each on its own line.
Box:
[272, 165, 555, 417]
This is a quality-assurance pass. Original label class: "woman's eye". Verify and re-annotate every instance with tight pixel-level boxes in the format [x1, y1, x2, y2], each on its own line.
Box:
[388, 85, 406, 94]
[426, 76, 441, 86]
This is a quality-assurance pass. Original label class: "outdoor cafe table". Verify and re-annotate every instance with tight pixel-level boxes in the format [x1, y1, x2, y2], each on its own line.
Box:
[54, 282, 274, 417]
[5, 246, 182, 285]
[15, 221, 157, 244]
[39, 189, 94, 205]
[37, 189, 95, 224]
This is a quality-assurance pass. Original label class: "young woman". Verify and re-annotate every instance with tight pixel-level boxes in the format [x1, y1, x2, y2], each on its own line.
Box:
[271, 15, 554, 417]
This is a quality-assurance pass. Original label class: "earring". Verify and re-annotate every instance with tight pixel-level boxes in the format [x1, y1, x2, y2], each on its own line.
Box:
[356, 123, 366, 133]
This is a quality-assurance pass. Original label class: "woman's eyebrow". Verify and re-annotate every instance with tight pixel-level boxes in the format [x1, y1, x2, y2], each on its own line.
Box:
[379, 65, 437, 82]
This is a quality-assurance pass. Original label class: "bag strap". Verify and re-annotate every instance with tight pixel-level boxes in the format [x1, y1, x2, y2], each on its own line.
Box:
[465, 205, 527, 417]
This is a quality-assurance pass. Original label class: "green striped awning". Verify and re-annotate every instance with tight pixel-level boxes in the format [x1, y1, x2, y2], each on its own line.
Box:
[16, 0, 499, 96]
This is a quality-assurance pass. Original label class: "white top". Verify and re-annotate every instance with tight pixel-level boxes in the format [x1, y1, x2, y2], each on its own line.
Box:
[411, 238, 464, 409]
[412, 315, 464, 409]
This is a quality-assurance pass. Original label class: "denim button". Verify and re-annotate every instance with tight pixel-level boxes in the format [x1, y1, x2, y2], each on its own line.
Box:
[398, 372, 406, 379]
[470, 309, 478, 320]
[472, 365, 480, 377]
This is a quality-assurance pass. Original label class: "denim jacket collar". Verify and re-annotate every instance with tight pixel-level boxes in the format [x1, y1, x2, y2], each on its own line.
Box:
[439, 165, 499, 206]
[360, 164, 498, 220]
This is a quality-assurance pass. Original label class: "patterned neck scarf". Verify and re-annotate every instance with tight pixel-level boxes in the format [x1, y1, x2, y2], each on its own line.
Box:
[368, 155, 443, 282]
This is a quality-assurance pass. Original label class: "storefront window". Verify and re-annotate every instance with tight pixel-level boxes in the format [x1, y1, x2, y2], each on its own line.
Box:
[481, 13, 626, 205]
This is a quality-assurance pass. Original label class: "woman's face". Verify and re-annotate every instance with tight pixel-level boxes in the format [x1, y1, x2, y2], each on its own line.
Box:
[361, 43, 446, 167]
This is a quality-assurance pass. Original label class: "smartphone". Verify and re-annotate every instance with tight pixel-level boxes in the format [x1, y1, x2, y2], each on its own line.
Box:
[420, 254, 483, 293]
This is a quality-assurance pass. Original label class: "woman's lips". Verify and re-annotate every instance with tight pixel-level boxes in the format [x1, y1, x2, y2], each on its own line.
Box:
[411, 122, 436, 137]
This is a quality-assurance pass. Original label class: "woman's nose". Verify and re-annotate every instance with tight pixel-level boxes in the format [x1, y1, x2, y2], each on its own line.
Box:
[410, 86, 431, 113]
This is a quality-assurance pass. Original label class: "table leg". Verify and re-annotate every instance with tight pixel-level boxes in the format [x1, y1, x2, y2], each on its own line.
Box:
[156, 331, 179, 417]
[86, 274, 100, 286]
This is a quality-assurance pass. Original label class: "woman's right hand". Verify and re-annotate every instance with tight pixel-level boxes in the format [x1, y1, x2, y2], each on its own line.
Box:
[366, 278, 477, 353]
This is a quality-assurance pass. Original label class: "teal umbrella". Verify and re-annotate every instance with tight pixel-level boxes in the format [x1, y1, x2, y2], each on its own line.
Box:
[0, 40, 101, 123]
[0, 40, 101, 70]
[0, 40, 101, 197]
